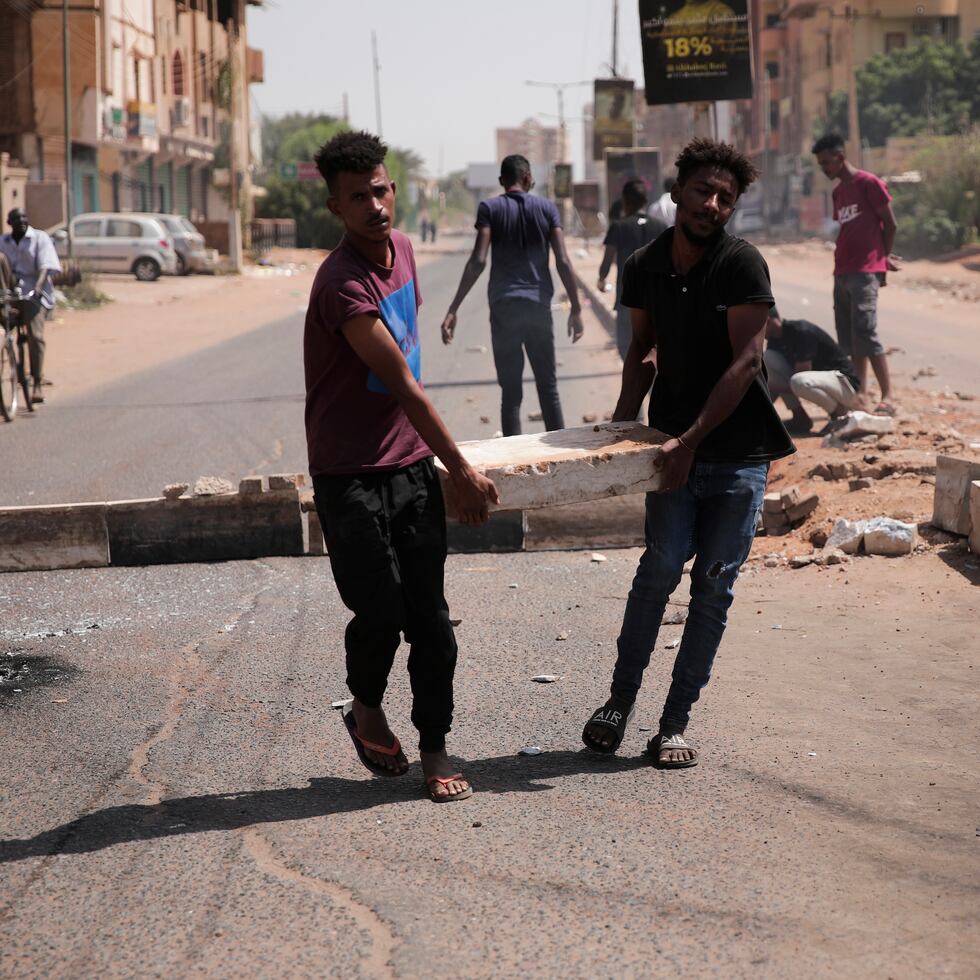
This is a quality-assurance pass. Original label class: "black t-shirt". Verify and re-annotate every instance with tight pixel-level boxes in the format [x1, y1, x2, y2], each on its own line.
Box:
[768, 318, 859, 389]
[604, 213, 661, 281]
[620, 227, 795, 463]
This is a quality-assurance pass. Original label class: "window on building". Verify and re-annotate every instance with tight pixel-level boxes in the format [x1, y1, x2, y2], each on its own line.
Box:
[133, 56, 141, 103]
[765, 61, 779, 79]
[885, 32, 906, 53]
[201, 116, 210, 138]
[173, 51, 184, 96]
[770, 103, 780, 132]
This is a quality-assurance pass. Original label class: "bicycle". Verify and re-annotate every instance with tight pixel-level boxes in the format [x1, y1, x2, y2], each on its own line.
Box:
[0, 255, 36, 422]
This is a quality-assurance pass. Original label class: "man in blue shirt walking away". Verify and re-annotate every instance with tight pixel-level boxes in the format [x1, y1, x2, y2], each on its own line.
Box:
[441, 155, 584, 435]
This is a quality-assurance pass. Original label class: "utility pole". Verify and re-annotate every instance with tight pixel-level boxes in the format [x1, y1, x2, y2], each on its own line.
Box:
[843, 7, 862, 168]
[342, 91, 349, 124]
[226, 16, 242, 272]
[763, 68, 772, 236]
[62, 0, 74, 259]
[611, 0, 619, 77]
[371, 31, 383, 138]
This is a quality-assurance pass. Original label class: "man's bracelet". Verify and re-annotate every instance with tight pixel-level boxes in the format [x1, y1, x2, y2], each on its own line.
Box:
[676, 435, 695, 454]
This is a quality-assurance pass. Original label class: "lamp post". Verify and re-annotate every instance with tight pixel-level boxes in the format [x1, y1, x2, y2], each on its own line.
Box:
[62, 0, 73, 259]
[525, 79, 592, 168]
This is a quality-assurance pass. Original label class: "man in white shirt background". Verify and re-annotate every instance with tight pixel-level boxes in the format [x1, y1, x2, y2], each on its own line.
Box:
[0, 207, 62, 403]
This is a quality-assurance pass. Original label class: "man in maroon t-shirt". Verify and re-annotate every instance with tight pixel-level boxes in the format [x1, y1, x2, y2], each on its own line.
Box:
[304, 131, 498, 803]
[812, 132, 900, 414]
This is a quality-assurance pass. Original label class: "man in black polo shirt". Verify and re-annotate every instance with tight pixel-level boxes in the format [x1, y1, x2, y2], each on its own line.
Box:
[764, 307, 862, 435]
[582, 138, 794, 769]
[598, 179, 662, 359]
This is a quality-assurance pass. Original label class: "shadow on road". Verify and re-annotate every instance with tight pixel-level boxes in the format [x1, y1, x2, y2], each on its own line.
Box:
[0, 750, 647, 864]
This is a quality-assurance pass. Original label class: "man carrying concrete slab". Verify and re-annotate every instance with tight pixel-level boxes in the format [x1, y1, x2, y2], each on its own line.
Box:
[440, 154, 584, 435]
[305, 131, 497, 803]
[582, 139, 794, 768]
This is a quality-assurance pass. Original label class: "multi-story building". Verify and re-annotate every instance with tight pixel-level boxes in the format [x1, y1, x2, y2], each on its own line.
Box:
[0, 0, 263, 230]
[496, 119, 561, 170]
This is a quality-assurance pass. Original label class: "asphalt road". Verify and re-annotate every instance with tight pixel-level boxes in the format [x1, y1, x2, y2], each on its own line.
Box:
[2, 549, 977, 977]
[1, 252, 622, 508]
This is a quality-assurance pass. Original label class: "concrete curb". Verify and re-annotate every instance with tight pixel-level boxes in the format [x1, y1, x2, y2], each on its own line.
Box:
[575, 271, 617, 340]
[1, 474, 647, 574]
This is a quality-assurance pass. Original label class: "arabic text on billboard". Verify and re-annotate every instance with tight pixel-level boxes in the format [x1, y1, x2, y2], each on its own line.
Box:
[639, 0, 753, 106]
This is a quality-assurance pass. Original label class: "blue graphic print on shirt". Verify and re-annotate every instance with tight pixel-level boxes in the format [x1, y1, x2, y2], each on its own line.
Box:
[367, 278, 421, 393]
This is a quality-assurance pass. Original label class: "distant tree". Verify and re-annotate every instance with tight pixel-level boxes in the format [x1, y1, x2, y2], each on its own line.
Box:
[817, 39, 979, 147]
[255, 114, 425, 248]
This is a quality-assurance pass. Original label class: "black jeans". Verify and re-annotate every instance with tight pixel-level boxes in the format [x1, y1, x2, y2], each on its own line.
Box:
[489, 298, 564, 436]
[313, 457, 457, 753]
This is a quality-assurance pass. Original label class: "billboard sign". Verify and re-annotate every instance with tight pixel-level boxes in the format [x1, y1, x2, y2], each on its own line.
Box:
[593, 78, 635, 161]
[571, 182, 603, 238]
[553, 164, 572, 200]
[605, 148, 662, 218]
[639, 0, 753, 106]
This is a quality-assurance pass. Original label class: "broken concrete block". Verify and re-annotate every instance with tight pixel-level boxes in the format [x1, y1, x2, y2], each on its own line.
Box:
[435, 422, 667, 519]
[268, 473, 307, 490]
[789, 554, 815, 568]
[0, 503, 109, 573]
[863, 516, 917, 556]
[849, 477, 874, 491]
[932, 455, 980, 535]
[825, 518, 866, 554]
[193, 476, 235, 496]
[162, 483, 189, 501]
[837, 411, 895, 439]
[762, 511, 791, 535]
[106, 492, 303, 566]
[238, 476, 264, 495]
[969, 482, 980, 555]
[762, 492, 784, 514]
[785, 493, 819, 524]
[307, 509, 325, 556]
[779, 485, 802, 507]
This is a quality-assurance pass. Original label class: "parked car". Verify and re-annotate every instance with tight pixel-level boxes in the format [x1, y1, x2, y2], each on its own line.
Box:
[144, 213, 215, 275]
[52, 213, 178, 281]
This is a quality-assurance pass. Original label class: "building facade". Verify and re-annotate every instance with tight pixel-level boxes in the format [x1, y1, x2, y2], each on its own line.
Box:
[0, 0, 263, 230]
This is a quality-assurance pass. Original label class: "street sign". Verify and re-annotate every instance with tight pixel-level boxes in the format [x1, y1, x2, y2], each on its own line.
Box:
[639, 0, 753, 106]
[553, 163, 572, 200]
[593, 78, 635, 161]
[279, 162, 321, 182]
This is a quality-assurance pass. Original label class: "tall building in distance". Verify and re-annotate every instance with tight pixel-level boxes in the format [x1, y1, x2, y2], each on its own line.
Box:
[496, 119, 561, 171]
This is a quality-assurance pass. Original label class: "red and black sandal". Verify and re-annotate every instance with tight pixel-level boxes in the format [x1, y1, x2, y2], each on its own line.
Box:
[425, 773, 473, 803]
[342, 703, 407, 777]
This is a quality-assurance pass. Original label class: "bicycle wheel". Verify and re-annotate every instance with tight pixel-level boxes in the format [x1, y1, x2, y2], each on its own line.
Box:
[16, 332, 33, 413]
[0, 335, 17, 421]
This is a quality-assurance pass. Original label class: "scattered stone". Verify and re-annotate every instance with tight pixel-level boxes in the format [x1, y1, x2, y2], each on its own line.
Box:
[162, 482, 189, 500]
[519, 746, 543, 756]
[825, 518, 866, 554]
[472, 821, 483, 828]
[821, 549, 849, 566]
[238, 476, 263, 495]
[789, 554, 815, 568]
[849, 477, 874, 491]
[192, 476, 235, 496]
[912, 365, 938, 380]
[582, 413, 598, 423]
[589, 552, 607, 562]
[932, 455, 980, 536]
[764, 556, 783, 568]
[528, 411, 544, 422]
[555, 632, 568, 641]
[465, 345, 488, 353]
[785, 493, 819, 524]
[531, 674, 560, 683]
[268, 473, 306, 490]
[331, 699, 352, 709]
[762, 491, 784, 514]
[662, 607, 688, 625]
[809, 527, 829, 548]
[863, 517, 917, 556]
[479, 415, 491, 424]
[837, 411, 895, 439]
[664, 638, 680, 649]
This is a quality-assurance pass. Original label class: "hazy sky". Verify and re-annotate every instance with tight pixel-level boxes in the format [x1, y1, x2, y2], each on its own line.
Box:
[249, 0, 646, 178]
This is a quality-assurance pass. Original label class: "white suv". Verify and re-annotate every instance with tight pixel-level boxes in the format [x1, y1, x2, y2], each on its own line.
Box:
[53, 213, 179, 281]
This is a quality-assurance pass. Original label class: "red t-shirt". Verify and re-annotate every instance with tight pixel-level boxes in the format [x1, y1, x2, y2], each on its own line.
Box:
[832, 169, 892, 275]
[304, 229, 431, 476]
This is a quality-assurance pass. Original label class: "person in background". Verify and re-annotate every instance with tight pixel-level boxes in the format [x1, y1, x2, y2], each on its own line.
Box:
[598, 179, 661, 360]
[647, 176, 677, 230]
[764, 306, 862, 435]
[0, 207, 61, 403]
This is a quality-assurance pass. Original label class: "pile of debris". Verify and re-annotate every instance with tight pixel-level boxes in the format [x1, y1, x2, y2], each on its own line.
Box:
[761, 484, 819, 536]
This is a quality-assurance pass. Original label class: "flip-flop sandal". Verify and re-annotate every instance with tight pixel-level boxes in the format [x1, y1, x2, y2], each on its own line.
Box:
[342, 703, 406, 777]
[425, 773, 473, 803]
[646, 732, 699, 769]
[874, 402, 898, 416]
[581, 699, 636, 754]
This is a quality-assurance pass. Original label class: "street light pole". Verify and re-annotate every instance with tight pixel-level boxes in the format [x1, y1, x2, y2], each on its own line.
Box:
[843, 7, 862, 168]
[371, 31, 383, 138]
[62, 0, 73, 259]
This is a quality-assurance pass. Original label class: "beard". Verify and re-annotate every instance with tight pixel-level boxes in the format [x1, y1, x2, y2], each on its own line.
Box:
[678, 216, 723, 247]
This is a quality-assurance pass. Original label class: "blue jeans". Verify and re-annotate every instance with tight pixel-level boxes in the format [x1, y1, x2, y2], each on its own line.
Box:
[611, 459, 768, 734]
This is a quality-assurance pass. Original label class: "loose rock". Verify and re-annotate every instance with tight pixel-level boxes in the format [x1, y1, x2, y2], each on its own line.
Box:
[162, 482, 189, 500]
[193, 476, 235, 496]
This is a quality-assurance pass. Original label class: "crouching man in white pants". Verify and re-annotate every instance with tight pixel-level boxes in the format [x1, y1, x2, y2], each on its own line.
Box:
[764, 307, 862, 436]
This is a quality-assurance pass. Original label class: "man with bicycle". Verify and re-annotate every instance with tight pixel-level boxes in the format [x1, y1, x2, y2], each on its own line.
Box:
[0, 208, 61, 403]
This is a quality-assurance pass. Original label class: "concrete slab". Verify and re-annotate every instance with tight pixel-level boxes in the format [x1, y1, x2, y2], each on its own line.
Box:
[436, 422, 666, 519]
[969, 481, 980, 555]
[105, 492, 304, 566]
[0, 503, 109, 573]
[932, 454, 980, 535]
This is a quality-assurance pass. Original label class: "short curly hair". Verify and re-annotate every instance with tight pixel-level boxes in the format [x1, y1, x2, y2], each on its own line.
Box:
[675, 138, 760, 197]
[314, 130, 388, 194]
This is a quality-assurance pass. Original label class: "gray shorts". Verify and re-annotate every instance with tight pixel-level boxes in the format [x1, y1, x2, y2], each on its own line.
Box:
[833, 273, 883, 358]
